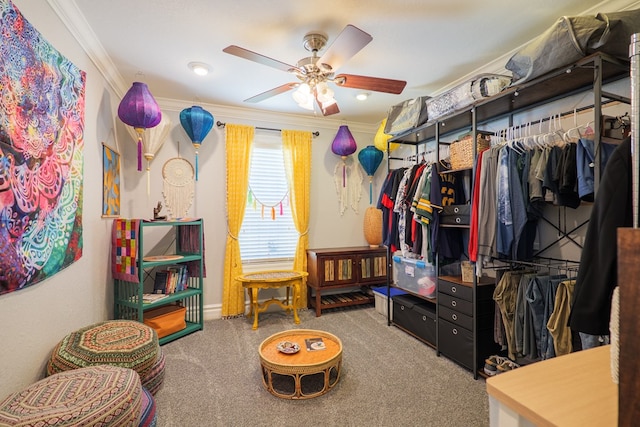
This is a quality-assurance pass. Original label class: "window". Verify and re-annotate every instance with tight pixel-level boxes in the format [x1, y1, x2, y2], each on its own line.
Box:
[238, 133, 298, 262]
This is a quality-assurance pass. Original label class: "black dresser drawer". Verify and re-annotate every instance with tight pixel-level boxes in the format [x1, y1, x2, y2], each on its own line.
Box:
[392, 295, 436, 345]
[438, 279, 473, 301]
[438, 305, 473, 330]
[437, 292, 473, 316]
[438, 318, 473, 370]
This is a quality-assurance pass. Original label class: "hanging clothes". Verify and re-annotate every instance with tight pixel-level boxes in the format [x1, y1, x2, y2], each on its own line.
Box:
[569, 137, 633, 336]
[576, 138, 617, 202]
[468, 150, 484, 262]
[547, 279, 576, 356]
[477, 146, 501, 262]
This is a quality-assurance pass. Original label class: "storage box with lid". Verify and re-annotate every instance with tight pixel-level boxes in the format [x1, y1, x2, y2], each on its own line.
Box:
[392, 294, 436, 345]
[143, 304, 187, 338]
[371, 286, 407, 317]
[392, 255, 436, 298]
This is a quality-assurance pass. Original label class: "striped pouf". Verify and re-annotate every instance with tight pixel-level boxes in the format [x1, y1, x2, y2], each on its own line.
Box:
[142, 348, 165, 395]
[47, 320, 164, 395]
[0, 365, 142, 426]
[139, 387, 157, 427]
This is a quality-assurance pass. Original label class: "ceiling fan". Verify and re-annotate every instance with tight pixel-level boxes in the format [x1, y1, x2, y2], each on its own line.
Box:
[222, 24, 407, 116]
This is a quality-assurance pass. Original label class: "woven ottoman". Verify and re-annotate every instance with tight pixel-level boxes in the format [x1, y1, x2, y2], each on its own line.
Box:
[47, 320, 165, 395]
[139, 387, 157, 427]
[0, 365, 142, 426]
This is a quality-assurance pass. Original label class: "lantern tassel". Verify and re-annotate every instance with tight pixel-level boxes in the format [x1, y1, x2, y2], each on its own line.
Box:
[369, 176, 373, 205]
[195, 152, 199, 181]
[137, 138, 143, 171]
[147, 168, 151, 198]
[342, 162, 346, 187]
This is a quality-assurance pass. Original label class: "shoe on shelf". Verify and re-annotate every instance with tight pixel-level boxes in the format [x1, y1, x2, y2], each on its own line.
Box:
[496, 359, 521, 373]
[484, 355, 509, 376]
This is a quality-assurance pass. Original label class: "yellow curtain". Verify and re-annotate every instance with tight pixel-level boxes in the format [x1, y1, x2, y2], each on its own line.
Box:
[222, 124, 254, 317]
[282, 130, 312, 308]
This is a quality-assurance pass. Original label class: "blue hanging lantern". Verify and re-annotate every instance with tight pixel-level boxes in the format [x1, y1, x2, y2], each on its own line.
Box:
[117, 82, 162, 171]
[179, 105, 214, 181]
[358, 145, 383, 204]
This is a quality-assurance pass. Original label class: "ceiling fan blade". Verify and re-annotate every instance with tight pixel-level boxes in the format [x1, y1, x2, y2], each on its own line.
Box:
[334, 74, 407, 94]
[315, 95, 340, 116]
[223, 45, 302, 74]
[244, 83, 298, 103]
[317, 25, 372, 73]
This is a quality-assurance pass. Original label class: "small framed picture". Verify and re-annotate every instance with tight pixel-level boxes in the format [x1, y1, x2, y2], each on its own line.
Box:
[102, 142, 120, 218]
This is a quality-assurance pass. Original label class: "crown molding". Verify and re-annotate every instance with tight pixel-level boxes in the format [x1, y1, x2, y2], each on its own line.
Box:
[45, 0, 376, 134]
[47, 0, 128, 96]
[157, 97, 376, 134]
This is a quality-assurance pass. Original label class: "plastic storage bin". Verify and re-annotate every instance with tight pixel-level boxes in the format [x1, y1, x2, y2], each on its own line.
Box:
[371, 286, 407, 317]
[392, 256, 436, 298]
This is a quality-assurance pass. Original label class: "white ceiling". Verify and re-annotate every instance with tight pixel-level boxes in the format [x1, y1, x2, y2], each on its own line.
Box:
[55, 0, 635, 125]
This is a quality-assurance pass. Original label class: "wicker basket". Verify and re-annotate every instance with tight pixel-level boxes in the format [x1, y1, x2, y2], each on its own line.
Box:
[449, 132, 491, 170]
[461, 261, 474, 283]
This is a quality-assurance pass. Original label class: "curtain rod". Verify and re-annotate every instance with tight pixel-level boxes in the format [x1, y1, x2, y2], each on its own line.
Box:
[216, 121, 319, 137]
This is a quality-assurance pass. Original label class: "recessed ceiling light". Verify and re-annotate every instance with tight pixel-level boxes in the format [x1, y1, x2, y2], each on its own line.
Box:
[188, 62, 210, 76]
[356, 92, 370, 101]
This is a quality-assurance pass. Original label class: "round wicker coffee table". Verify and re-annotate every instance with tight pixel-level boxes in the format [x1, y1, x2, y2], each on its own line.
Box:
[259, 329, 342, 399]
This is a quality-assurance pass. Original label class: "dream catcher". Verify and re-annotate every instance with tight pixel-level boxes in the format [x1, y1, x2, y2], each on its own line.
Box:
[162, 157, 195, 219]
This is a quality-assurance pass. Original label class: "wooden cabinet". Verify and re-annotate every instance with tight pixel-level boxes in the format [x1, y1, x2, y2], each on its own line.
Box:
[113, 219, 204, 345]
[306, 246, 387, 316]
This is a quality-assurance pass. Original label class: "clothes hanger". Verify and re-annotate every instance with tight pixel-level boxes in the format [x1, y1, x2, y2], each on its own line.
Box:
[563, 109, 582, 143]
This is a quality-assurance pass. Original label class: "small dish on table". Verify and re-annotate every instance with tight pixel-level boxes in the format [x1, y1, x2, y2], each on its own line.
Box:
[276, 341, 300, 354]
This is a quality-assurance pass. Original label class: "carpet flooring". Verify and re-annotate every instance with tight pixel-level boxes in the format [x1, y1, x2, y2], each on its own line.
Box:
[154, 306, 490, 427]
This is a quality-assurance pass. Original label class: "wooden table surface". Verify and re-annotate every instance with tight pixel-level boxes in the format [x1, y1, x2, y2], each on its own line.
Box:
[260, 329, 342, 368]
[486, 346, 617, 426]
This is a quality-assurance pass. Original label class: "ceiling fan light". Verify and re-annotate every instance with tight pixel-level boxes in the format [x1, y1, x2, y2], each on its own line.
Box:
[298, 83, 311, 94]
[356, 92, 370, 101]
[316, 82, 335, 104]
[292, 89, 311, 106]
[299, 98, 315, 111]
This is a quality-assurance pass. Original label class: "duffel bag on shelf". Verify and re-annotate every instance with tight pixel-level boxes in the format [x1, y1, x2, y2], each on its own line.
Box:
[384, 96, 430, 136]
[505, 15, 609, 85]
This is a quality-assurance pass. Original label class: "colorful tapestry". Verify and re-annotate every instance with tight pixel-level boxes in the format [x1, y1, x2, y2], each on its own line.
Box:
[111, 219, 140, 283]
[0, 0, 86, 295]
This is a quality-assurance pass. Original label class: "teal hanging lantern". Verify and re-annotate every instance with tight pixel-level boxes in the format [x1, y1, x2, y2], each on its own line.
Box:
[358, 145, 383, 204]
[179, 106, 214, 180]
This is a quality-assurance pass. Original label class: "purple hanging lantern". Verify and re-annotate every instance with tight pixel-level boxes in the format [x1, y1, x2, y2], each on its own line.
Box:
[358, 145, 384, 204]
[179, 106, 214, 181]
[117, 82, 162, 171]
[331, 125, 357, 187]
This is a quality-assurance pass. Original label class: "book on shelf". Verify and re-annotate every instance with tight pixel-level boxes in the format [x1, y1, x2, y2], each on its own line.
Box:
[305, 337, 326, 352]
[153, 265, 189, 295]
[142, 293, 169, 304]
[153, 271, 168, 294]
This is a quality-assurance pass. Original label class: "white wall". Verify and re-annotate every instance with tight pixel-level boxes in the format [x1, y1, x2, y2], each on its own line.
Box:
[115, 101, 383, 319]
[0, 0, 122, 396]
